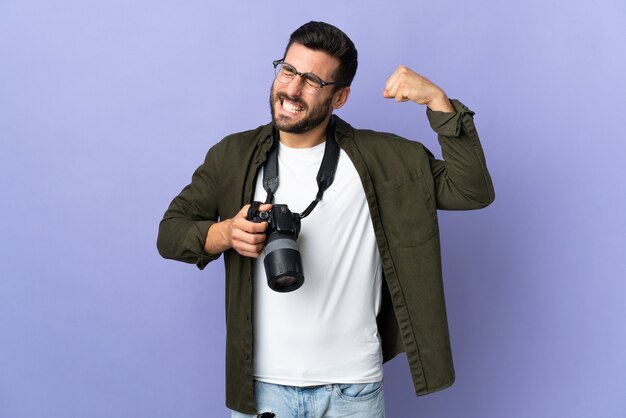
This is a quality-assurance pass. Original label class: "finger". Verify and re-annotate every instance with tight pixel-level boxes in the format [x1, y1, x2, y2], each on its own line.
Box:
[383, 77, 399, 99]
[231, 216, 267, 236]
[385, 65, 406, 87]
[385, 65, 412, 90]
[232, 218, 268, 235]
[232, 233, 267, 250]
[235, 225, 267, 243]
[387, 75, 407, 102]
[382, 85, 395, 98]
[385, 76, 410, 102]
[395, 85, 411, 102]
[239, 250, 261, 258]
[237, 203, 273, 219]
[234, 205, 253, 222]
[233, 242, 264, 258]
[386, 68, 416, 101]
[383, 69, 401, 98]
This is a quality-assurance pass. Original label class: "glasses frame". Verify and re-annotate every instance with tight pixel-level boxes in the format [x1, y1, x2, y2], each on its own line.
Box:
[272, 59, 348, 91]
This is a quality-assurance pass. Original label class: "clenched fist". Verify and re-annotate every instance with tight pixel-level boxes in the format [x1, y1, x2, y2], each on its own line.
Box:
[382, 65, 454, 113]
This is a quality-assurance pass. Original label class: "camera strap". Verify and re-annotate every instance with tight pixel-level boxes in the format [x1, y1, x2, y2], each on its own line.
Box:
[262, 116, 340, 219]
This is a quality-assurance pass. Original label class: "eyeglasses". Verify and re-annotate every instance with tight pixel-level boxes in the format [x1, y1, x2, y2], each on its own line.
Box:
[273, 59, 348, 93]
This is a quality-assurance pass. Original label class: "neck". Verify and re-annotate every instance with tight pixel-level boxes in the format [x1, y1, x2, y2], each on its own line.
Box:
[278, 116, 331, 149]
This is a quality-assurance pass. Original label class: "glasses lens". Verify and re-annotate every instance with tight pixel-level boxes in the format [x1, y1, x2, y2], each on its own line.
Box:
[302, 74, 323, 91]
[275, 63, 295, 83]
[274, 62, 324, 93]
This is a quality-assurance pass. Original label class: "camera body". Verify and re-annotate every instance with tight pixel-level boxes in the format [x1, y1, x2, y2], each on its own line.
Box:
[248, 204, 304, 292]
[249, 204, 301, 239]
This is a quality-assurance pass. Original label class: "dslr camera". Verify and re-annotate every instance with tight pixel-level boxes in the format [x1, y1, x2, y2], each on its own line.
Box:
[247, 203, 304, 292]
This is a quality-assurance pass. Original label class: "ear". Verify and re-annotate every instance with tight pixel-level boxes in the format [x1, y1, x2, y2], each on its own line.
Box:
[332, 87, 351, 110]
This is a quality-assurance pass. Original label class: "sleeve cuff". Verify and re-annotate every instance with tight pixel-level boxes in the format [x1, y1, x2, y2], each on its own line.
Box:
[426, 99, 475, 137]
[194, 220, 221, 269]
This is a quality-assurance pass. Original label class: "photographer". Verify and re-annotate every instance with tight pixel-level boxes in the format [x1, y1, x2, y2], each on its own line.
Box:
[158, 21, 494, 418]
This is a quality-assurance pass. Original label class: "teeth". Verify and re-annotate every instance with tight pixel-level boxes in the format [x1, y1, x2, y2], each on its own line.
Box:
[282, 100, 304, 113]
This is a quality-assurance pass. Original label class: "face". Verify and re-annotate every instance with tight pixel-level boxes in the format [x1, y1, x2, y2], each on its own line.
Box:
[269, 43, 347, 134]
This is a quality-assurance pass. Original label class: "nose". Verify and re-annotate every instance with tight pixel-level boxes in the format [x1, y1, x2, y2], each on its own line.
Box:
[282, 75, 304, 97]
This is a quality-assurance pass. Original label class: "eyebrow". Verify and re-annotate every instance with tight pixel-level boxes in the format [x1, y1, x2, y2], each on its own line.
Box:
[282, 62, 324, 80]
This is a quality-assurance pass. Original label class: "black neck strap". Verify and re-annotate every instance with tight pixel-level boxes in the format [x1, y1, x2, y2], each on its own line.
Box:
[262, 117, 340, 219]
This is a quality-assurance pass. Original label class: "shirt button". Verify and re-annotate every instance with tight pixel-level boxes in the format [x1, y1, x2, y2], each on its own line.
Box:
[245, 354, 250, 360]
[244, 314, 249, 320]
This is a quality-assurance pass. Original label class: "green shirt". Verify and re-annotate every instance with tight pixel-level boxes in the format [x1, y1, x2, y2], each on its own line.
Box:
[157, 99, 495, 414]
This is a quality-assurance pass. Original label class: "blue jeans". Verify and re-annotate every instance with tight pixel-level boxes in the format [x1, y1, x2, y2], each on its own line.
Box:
[231, 380, 385, 418]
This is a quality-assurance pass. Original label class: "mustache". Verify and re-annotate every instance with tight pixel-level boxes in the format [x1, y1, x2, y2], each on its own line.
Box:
[276, 93, 306, 108]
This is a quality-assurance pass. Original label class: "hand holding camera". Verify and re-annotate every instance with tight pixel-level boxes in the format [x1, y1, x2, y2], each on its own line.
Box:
[228, 203, 273, 258]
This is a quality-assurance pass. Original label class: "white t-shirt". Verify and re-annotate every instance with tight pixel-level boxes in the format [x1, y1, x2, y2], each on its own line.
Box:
[252, 140, 383, 386]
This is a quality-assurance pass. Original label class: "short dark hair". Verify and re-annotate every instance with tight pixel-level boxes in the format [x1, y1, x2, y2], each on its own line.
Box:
[284, 21, 358, 86]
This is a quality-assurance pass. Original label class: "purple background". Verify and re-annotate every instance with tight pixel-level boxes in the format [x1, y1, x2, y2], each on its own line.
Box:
[1, 1, 625, 417]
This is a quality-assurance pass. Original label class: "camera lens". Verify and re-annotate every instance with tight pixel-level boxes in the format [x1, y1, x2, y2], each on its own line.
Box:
[273, 275, 299, 287]
[247, 203, 304, 292]
[263, 234, 304, 292]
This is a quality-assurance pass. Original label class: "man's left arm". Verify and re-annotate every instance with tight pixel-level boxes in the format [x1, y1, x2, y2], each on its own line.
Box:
[383, 65, 495, 210]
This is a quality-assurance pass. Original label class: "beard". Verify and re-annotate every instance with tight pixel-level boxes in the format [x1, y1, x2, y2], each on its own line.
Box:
[269, 84, 333, 134]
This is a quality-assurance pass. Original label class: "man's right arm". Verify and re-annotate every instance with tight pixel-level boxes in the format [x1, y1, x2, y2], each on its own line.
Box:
[157, 146, 270, 269]
[156, 146, 223, 269]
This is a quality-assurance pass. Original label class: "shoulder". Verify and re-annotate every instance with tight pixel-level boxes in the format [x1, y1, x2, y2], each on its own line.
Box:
[335, 116, 429, 159]
[213, 122, 273, 152]
[202, 122, 273, 168]
[197, 122, 272, 174]
[354, 127, 420, 148]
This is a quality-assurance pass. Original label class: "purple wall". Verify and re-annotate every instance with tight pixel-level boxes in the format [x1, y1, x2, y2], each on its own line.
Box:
[1, 1, 625, 417]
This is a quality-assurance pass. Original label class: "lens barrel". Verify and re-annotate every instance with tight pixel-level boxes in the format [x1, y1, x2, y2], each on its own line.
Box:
[263, 233, 304, 292]
[247, 203, 304, 292]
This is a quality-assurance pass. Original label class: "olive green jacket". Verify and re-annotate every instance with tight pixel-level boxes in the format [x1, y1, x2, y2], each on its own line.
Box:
[157, 99, 494, 414]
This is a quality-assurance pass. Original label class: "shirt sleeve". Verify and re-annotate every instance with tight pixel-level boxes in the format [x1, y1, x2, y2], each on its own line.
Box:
[157, 144, 223, 270]
[424, 99, 495, 210]
[426, 99, 475, 137]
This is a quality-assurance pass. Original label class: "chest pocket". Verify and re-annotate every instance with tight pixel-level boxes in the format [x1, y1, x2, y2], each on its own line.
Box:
[374, 168, 438, 247]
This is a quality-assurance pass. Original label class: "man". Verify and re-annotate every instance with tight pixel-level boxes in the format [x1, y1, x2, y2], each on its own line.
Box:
[157, 21, 494, 418]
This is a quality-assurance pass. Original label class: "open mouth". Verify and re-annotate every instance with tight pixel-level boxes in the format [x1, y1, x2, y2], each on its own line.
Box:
[280, 97, 305, 114]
